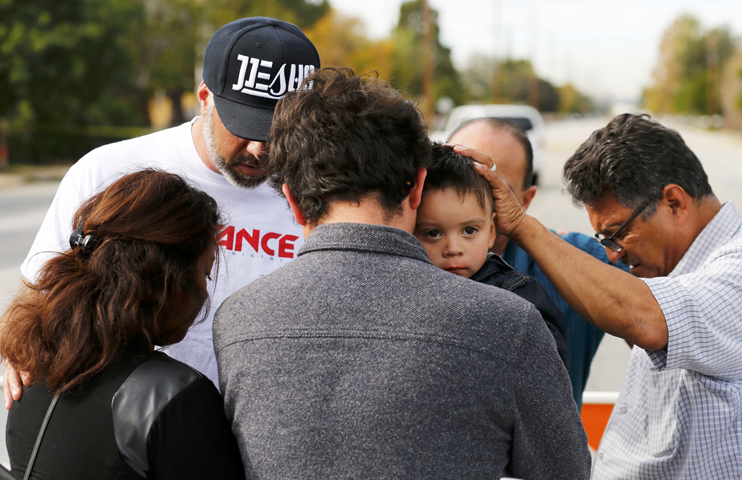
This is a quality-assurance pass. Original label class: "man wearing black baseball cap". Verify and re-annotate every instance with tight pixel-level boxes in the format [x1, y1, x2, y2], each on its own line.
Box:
[196, 17, 320, 188]
[6, 17, 321, 404]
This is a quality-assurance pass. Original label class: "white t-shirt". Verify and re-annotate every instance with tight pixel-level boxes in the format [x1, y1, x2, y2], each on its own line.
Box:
[21, 119, 303, 386]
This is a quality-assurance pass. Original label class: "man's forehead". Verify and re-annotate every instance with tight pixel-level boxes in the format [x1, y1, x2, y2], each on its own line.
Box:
[450, 121, 501, 144]
[452, 122, 523, 155]
[586, 195, 633, 232]
[449, 122, 527, 185]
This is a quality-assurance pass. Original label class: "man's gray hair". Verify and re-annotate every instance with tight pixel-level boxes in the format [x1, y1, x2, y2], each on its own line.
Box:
[563, 114, 714, 215]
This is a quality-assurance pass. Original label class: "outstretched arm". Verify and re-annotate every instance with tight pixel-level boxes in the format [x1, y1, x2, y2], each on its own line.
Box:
[455, 145, 668, 350]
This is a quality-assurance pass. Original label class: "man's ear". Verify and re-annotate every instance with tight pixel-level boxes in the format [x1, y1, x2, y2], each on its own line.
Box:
[282, 184, 307, 226]
[663, 184, 690, 227]
[408, 168, 428, 210]
[197, 82, 210, 116]
[521, 185, 537, 211]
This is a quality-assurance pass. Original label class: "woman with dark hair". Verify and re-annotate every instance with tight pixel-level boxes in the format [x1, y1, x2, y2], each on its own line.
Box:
[1, 170, 245, 479]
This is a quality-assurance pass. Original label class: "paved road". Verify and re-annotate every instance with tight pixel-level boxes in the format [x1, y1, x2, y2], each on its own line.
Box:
[0, 182, 59, 468]
[0, 183, 59, 303]
[0, 117, 740, 467]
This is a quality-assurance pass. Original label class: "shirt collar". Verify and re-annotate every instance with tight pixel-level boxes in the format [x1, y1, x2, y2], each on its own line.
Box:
[471, 252, 514, 282]
[670, 201, 742, 277]
[298, 222, 432, 264]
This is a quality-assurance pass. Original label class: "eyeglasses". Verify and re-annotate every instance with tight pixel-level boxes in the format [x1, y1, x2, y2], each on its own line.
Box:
[593, 198, 653, 253]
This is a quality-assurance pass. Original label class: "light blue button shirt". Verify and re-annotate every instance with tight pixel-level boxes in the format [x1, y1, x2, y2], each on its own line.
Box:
[594, 201, 742, 479]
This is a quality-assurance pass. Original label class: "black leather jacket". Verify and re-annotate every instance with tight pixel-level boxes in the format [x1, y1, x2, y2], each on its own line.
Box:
[7, 351, 245, 479]
[471, 253, 570, 370]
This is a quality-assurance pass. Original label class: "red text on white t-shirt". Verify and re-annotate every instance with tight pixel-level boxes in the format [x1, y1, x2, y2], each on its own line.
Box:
[218, 225, 299, 259]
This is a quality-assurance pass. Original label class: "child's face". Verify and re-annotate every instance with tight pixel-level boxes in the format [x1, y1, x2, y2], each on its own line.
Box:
[414, 188, 496, 279]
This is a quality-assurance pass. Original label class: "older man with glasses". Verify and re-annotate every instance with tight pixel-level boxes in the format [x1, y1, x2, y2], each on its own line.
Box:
[593, 198, 653, 254]
[463, 113, 742, 479]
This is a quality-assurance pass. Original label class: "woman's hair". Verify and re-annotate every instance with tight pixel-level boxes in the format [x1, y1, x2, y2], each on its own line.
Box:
[0, 169, 221, 394]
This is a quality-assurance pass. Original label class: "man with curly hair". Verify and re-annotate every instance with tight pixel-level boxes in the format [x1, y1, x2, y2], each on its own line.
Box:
[214, 69, 590, 479]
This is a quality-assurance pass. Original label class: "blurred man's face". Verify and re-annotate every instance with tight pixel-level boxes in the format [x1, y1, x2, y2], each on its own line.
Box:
[203, 98, 267, 189]
[449, 122, 531, 205]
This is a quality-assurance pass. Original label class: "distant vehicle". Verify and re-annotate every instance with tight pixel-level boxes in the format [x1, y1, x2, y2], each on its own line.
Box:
[430, 104, 546, 186]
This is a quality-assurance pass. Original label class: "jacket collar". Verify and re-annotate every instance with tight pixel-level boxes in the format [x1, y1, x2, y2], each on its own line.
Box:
[298, 222, 432, 264]
[470, 253, 514, 282]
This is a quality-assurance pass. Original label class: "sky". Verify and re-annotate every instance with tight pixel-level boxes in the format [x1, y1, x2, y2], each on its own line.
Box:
[329, 0, 742, 103]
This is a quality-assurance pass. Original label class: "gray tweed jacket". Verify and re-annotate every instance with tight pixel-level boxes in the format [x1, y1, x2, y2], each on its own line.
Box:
[214, 222, 590, 479]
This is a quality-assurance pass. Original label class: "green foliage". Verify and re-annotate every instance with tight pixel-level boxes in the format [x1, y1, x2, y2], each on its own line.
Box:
[274, 0, 329, 28]
[0, 0, 329, 163]
[559, 84, 594, 115]
[460, 54, 586, 114]
[389, 0, 465, 108]
[644, 14, 736, 115]
[489, 59, 560, 112]
[203, 0, 328, 31]
[0, 0, 146, 125]
[536, 79, 559, 112]
[0, 0, 151, 162]
[303, 10, 396, 81]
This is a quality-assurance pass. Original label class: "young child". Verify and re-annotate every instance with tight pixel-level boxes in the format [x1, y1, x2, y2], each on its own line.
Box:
[414, 143, 570, 369]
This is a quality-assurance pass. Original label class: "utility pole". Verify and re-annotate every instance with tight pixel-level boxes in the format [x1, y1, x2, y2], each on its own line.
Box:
[421, 0, 435, 125]
[706, 34, 719, 116]
[0, 118, 8, 171]
[527, 9, 539, 110]
[491, 0, 501, 103]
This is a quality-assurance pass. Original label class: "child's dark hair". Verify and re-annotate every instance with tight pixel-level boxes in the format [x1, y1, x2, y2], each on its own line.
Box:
[424, 143, 495, 212]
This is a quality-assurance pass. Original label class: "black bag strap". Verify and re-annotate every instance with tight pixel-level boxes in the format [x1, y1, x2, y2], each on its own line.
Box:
[23, 394, 59, 480]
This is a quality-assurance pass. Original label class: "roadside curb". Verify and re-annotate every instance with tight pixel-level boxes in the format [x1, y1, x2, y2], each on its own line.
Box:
[0, 166, 70, 190]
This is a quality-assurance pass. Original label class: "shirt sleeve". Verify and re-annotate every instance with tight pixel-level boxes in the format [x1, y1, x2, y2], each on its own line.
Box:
[643, 246, 742, 380]
[146, 376, 247, 480]
[507, 306, 591, 480]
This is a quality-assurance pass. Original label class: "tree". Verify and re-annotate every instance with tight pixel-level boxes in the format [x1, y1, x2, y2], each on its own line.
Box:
[490, 59, 560, 112]
[559, 84, 594, 115]
[460, 54, 589, 113]
[0, 0, 151, 162]
[389, 0, 465, 110]
[719, 48, 742, 130]
[0, 0, 330, 163]
[0, 0, 147, 126]
[644, 14, 735, 115]
[303, 9, 395, 80]
[203, 0, 328, 32]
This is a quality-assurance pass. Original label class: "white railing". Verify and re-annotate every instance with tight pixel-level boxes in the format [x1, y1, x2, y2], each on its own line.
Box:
[582, 391, 619, 405]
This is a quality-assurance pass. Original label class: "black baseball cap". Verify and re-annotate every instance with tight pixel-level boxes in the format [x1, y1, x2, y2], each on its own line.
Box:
[203, 17, 320, 142]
